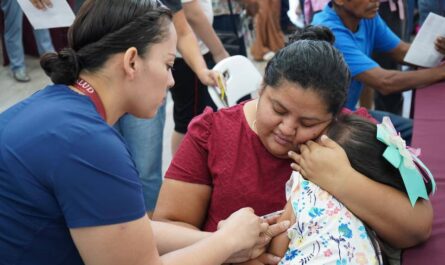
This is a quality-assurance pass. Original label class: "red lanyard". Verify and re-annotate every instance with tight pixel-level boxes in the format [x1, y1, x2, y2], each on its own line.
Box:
[74, 79, 107, 121]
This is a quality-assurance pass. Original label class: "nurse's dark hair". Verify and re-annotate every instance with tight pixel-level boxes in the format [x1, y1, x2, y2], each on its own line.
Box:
[40, 0, 173, 85]
[263, 25, 350, 116]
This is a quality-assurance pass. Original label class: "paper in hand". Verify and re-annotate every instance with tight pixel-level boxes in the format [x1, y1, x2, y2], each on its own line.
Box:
[17, 0, 75, 30]
[404, 13, 445, 68]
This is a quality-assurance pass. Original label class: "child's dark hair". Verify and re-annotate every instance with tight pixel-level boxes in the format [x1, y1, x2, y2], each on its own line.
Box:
[326, 114, 433, 265]
[40, 0, 172, 85]
[326, 114, 433, 195]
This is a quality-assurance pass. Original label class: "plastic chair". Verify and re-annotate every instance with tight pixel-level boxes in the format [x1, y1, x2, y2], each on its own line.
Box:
[208, 55, 262, 109]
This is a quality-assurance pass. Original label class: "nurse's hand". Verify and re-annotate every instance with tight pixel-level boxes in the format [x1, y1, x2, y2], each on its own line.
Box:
[222, 214, 290, 263]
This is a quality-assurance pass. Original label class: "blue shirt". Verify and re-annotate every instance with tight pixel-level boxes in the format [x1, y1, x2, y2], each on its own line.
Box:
[312, 3, 400, 110]
[0, 85, 146, 265]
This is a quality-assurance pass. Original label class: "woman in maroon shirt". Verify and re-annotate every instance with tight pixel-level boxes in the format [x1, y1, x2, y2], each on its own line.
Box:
[154, 26, 433, 264]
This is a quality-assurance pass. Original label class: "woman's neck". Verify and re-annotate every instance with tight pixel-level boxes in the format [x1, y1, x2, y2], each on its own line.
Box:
[77, 74, 125, 126]
[243, 99, 259, 134]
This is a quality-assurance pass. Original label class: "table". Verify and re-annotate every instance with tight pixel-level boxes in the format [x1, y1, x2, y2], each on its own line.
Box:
[403, 81, 445, 264]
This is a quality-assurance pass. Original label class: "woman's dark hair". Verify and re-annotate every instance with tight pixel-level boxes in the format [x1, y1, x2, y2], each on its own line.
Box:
[40, 0, 173, 85]
[326, 114, 433, 195]
[263, 25, 349, 116]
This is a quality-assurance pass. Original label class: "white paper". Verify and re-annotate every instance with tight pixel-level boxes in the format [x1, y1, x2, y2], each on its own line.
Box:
[17, 0, 75, 30]
[404, 13, 445, 68]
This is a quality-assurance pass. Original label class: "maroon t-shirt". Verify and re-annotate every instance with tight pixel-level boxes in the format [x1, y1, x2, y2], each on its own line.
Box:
[166, 103, 291, 231]
[166, 103, 374, 232]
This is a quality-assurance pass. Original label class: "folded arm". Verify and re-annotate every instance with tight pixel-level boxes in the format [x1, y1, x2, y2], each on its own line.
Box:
[289, 136, 433, 248]
[359, 40, 445, 95]
[355, 64, 445, 95]
[332, 167, 433, 248]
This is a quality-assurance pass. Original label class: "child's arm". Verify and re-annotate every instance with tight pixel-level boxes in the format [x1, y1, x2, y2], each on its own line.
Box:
[268, 200, 295, 258]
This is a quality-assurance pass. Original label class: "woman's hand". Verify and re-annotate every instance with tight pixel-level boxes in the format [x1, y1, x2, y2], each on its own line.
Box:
[220, 211, 290, 263]
[288, 135, 354, 195]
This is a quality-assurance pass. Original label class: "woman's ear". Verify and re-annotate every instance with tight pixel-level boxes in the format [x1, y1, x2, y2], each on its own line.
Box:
[123, 47, 138, 79]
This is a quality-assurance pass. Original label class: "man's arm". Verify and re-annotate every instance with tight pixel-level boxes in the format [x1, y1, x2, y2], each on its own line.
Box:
[329, 25, 445, 95]
[355, 64, 445, 95]
[385, 41, 410, 64]
[182, 0, 229, 63]
[386, 35, 445, 63]
[360, 36, 445, 95]
[172, 10, 218, 86]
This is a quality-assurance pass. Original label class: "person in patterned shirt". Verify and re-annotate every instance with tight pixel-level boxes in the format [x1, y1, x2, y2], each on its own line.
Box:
[272, 114, 434, 265]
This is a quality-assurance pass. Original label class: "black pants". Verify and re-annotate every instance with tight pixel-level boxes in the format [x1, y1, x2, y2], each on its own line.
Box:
[170, 53, 217, 134]
[213, 14, 248, 56]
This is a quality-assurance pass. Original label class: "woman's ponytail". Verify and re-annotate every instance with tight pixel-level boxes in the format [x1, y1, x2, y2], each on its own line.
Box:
[40, 48, 81, 85]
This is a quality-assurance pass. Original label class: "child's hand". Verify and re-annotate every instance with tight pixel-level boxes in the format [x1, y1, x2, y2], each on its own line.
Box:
[288, 135, 354, 195]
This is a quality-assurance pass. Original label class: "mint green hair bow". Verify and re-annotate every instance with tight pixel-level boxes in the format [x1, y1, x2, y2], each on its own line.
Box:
[376, 117, 436, 207]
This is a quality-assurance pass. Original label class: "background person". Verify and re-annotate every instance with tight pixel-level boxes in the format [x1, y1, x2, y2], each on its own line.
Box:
[1, 0, 55, 82]
[114, 0, 221, 214]
[312, 0, 445, 143]
[170, 0, 230, 155]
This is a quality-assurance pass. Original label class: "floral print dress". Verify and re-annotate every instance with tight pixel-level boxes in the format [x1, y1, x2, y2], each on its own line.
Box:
[280, 172, 380, 265]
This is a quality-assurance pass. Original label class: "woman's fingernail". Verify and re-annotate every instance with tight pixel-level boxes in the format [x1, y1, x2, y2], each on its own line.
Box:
[274, 256, 282, 262]
[282, 220, 291, 228]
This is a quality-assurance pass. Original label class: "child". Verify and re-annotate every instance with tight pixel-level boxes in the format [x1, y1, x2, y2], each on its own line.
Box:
[269, 114, 435, 265]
